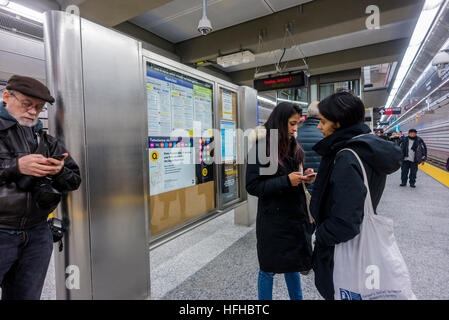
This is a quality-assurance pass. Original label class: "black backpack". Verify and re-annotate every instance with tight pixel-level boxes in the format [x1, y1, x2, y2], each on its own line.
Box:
[446, 157, 449, 172]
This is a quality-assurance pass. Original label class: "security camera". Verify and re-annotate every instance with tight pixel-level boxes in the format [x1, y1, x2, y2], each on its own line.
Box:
[432, 49, 449, 70]
[198, 0, 212, 36]
[197, 16, 212, 36]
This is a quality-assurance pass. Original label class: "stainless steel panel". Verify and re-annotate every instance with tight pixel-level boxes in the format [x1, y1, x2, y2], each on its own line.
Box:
[44, 10, 92, 300]
[80, 18, 149, 300]
[237, 86, 258, 225]
[44, 11, 150, 300]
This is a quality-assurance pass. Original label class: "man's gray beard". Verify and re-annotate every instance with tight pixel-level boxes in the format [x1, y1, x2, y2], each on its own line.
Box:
[5, 105, 38, 127]
[18, 117, 38, 127]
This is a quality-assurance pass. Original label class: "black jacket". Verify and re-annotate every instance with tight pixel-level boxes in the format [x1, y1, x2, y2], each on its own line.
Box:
[246, 135, 313, 273]
[0, 102, 81, 230]
[310, 123, 402, 300]
[400, 136, 427, 163]
[296, 117, 323, 194]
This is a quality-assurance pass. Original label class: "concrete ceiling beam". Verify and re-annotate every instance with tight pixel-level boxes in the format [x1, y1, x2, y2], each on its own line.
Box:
[229, 38, 408, 86]
[176, 0, 423, 64]
[77, 0, 174, 27]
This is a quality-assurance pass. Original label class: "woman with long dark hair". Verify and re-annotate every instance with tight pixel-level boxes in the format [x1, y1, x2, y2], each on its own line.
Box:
[246, 102, 316, 300]
[310, 92, 402, 299]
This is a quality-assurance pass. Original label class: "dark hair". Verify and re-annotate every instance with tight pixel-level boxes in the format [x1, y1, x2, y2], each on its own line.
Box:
[318, 92, 365, 129]
[264, 102, 305, 167]
[409, 129, 417, 133]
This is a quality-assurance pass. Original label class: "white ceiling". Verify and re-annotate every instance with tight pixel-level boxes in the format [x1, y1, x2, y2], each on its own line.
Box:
[130, 0, 314, 43]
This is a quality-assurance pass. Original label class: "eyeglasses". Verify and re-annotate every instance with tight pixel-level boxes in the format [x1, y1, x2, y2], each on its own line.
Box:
[10, 92, 47, 112]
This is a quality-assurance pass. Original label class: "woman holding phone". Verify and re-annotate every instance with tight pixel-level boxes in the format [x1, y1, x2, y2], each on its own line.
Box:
[310, 92, 402, 299]
[246, 102, 316, 300]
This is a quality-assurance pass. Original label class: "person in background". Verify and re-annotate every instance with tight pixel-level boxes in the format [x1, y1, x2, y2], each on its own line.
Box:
[310, 92, 402, 300]
[399, 128, 427, 188]
[0, 75, 81, 300]
[296, 101, 323, 195]
[246, 102, 315, 300]
[398, 131, 405, 145]
[389, 132, 400, 145]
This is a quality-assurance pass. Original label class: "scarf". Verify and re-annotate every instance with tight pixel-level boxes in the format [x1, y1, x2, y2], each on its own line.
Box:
[309, 122, 371, 223]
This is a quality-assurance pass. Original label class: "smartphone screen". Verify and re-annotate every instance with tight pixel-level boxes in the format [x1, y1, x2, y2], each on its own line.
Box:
[305, 172, 317, 177]
[52, 155, 65, 160]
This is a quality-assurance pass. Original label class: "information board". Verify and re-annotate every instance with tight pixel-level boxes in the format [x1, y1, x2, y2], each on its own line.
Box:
[146, 62, 213, 137]
[219, 88, 239, 205]
[149, 137, 195, 196]
[146, 62, 216, 236]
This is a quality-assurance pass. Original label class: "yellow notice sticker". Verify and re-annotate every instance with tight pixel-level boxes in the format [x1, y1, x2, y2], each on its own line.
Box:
[150, 151, 159, 162]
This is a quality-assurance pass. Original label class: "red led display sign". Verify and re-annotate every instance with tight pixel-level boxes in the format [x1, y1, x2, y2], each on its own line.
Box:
[254, 72, 306, 92]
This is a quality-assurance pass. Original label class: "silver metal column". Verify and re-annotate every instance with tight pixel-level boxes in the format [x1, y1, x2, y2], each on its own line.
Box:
[44, 11, 150, 300]
[235, 86, 258, 226]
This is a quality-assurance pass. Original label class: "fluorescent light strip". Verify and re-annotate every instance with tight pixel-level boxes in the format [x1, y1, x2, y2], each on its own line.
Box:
[1, 1, 43, 23]
[384, 36, 449, 131]
[257, 96, 276, 106]
[386, 79, 449, 131]
[385, 0, 444, 109]
[276, 97, 308, 106]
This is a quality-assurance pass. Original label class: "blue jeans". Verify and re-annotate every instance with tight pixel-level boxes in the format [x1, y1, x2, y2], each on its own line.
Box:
[0, 221, 53, 300]
[258, 269, 303, 300]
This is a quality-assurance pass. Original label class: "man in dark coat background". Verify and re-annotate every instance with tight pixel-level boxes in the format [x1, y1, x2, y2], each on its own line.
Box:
[399, 128, 427, 188]
[297, 101, 323, 194]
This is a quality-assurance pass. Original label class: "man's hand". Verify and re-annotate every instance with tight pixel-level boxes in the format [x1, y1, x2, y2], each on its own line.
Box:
[421, 161, 425, 166]
[46, 153, 68, 175]
[18, 153, 68, 177]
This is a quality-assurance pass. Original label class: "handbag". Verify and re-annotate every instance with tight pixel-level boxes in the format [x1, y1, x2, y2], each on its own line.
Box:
[333, 148, 416, 300]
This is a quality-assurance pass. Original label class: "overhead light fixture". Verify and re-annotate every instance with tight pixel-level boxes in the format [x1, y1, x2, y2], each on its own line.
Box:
[384, 28, 449, 131]
[384, 0, 444, 109]
[277, 97, 308, 106]
[0, 1, 43, 23]
[257, 95, 276, 106]
[217, 50, 255, 68]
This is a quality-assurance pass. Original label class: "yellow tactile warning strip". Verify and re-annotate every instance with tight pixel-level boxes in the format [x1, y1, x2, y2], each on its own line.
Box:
[419, 162, 449, 188]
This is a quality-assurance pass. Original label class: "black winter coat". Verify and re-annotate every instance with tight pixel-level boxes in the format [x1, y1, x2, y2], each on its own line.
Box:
[0, 103, 81, 230]
[296, 117, 323, 194]
[310, 123, 402, 300]
[246, 137, 313, 273]
[400, 136, 427, 163]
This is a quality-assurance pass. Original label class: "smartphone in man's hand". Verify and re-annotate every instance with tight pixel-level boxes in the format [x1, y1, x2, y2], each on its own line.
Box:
[51, 154, 65, 160]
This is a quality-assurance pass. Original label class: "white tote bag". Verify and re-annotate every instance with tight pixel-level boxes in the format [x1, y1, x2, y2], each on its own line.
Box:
[333, 148, 416, 300]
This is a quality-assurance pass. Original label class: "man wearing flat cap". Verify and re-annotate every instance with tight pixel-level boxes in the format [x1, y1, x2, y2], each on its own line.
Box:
[399, 128, 427, 188]
[0, 75, 81, 300]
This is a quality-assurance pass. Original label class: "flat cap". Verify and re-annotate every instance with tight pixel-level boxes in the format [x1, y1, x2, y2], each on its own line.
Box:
[6, 75, 55, 104]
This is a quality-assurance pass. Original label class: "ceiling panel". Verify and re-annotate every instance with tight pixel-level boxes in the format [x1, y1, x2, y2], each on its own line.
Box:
[265, 0, 314, 12]
[221, 19, 415, 72]
[130, 0, 314, 43]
